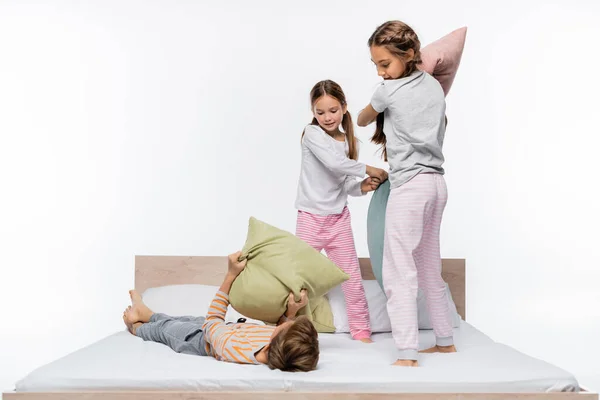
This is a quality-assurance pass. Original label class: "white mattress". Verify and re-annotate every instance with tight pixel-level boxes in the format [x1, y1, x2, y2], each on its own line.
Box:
[15, 321, 579, 393]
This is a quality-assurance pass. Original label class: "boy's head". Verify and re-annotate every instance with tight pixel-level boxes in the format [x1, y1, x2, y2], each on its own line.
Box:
[266, 316, 319, 372]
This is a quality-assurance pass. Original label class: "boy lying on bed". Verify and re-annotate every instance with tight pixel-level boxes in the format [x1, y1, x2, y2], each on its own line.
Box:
[123, 251, 320, 372]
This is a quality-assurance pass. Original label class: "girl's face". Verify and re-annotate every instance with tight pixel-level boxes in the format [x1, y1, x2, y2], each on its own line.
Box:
[312, 95, 346, 133]
[370, 45, 413, 80]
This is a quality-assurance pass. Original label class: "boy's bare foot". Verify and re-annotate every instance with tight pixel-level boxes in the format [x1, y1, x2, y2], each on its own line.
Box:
[123, 290, 154, 334]
[128, 290, 153, 321]
[129, 289, 143, 306]
[123, 306, 135, 334]
[122, 309, 144, 335]
[420, 344, 457, 354]
[393, 359, 419, 367]
[359, 338, 374, 343]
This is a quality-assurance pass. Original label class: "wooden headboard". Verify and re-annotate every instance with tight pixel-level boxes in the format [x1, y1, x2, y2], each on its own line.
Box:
[135, 256, 466, 321]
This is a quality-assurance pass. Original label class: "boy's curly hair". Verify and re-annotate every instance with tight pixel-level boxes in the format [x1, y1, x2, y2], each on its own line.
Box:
[267, 315, 319, 372]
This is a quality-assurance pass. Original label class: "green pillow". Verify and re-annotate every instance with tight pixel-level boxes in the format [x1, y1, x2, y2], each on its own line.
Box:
[229, 217, 349, 333]
[366, 179, 391, 291]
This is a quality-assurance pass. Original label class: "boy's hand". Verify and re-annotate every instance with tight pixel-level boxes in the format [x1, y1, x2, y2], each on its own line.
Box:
[227, 251, 247, 279]
[285, 289, 308, 318]
[361, 177, 380, 194]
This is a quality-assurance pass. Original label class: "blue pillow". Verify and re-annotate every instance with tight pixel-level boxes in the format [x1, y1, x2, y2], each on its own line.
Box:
[366, 179, 390, 291]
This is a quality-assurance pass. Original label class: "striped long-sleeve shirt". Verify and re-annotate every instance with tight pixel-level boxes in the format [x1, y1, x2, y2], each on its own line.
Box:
[201, 291, 276, 364]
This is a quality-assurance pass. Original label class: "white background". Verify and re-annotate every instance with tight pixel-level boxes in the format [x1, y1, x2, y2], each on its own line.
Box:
[1, 0, 599, 395]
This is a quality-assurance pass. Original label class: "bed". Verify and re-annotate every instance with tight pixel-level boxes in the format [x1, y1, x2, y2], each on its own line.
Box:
[5, 256, 597, 400]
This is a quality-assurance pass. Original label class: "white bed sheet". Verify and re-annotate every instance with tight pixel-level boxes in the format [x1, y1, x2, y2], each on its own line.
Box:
[15, 321, 579, 393]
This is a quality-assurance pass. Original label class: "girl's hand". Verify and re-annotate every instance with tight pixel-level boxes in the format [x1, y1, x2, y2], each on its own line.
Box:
[361, 177, 380, 193]
[286, 289, 308, 318]
[366, 166, 388, 183]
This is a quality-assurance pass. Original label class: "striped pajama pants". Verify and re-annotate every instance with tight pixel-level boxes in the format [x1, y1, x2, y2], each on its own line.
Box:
[383, 173, 454, 360]
[136, 313, 208, 356]
[296, 206, 371, 340]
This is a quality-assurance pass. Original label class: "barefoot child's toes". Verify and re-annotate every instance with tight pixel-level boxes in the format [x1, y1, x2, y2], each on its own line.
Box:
[124, 306, 140, 325]
[420, 346, 439, 353]
[438, 345, 457, 353]
[393, 359, 419, 367]
[123, 311, 134, 334]
[129, 290, 143, 305]
[124, 290, 153, 325]
[419, 345, 457, 354]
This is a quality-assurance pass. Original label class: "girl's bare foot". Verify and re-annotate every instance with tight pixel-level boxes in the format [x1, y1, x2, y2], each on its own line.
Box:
[420, 344, 457, 353]
[359, 338, 374, 344]
[393, 359, 419, 367]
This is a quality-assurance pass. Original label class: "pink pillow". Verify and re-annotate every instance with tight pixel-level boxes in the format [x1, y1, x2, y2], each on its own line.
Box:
[419, 27, 468, 96]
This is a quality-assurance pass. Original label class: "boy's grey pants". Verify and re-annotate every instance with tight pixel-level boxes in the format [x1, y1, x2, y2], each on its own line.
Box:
[135, 313, 208, 356]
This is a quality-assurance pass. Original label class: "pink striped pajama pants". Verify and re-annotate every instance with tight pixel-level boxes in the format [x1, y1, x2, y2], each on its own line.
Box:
[383, 173, 454, 360]
[296, 206, 371, 340]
